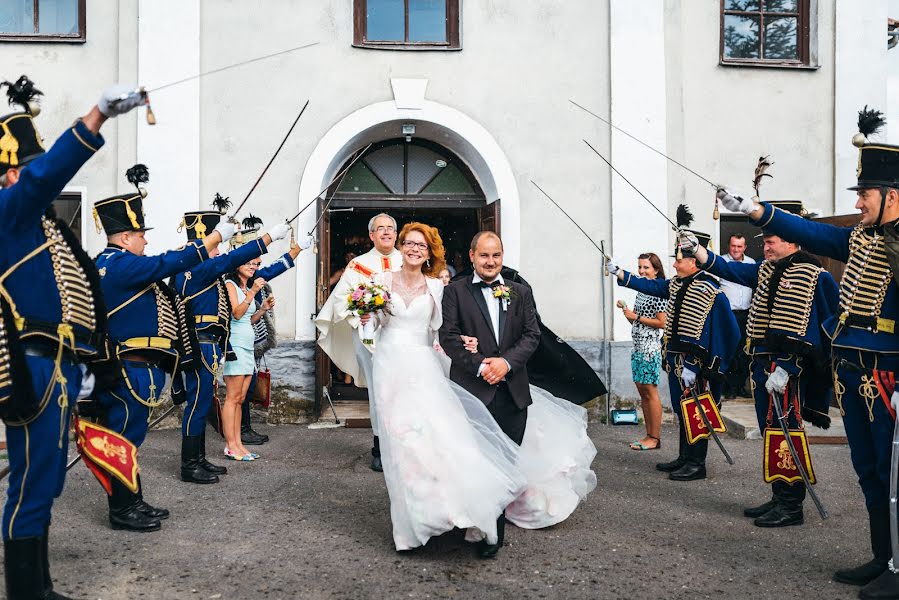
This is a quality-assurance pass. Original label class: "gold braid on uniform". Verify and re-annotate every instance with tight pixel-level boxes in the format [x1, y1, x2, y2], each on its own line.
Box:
[42, 216, 97, 333]
[839, 226, 892, 327]
[663, 276, 720, 375]
[859, 373, 880, 422]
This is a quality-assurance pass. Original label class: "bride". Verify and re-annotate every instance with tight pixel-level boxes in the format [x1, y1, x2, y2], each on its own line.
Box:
[363, 222, 596, 552]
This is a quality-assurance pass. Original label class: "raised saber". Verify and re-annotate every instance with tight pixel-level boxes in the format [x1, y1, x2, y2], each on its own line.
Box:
[287, 142, 374, 225]
[530, 180, 610, 260]
[230, 100, 310, 219]
[688, 386, 734, 465]
[889, 402, 899, 569]
[772, 391, 828, 519]
[570, 99, 719, 189]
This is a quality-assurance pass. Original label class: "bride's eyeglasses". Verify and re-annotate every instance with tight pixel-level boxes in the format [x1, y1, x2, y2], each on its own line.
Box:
[401, 240, 429, 251]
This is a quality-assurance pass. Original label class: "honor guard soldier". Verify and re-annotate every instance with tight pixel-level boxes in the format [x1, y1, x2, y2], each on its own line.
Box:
[718, 108, 899, 598]
[93, 166, 235, 533]
[608, 206, 740, 482]
[0, 77, 145, 599]
[172, 199, 300, 483]
[681, 201, 839, 527]
[316, 213, 402, 472]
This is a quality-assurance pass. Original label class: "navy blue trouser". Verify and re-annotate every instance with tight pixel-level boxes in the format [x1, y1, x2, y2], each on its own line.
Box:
[834, 349, 897, 509]
[3, 355, 81, 540]
[182, 342, 220, 437]
[97, 361, 166, 447]
[664, 355, 723, 422]
[750, 359, 804, 433]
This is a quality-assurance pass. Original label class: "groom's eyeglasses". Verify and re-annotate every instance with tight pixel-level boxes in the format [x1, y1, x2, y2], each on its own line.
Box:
[401, 240, 429, 251]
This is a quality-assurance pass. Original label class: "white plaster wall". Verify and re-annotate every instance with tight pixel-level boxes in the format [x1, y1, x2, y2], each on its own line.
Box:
[609, 0, 668, 342]
[835, 0, 889, 214]
[194, 0, 610, 340]
[666, 1, 835, 236]
[888, 0, 899, 141]
[137, 0, 201, 257]
[0, 1, 139, 255]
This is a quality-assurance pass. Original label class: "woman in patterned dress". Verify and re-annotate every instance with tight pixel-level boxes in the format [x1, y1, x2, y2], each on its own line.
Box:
[618, 253, 667, 451]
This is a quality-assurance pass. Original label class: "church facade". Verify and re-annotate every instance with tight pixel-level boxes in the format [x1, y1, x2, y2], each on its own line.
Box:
[1, 0, 895, 407]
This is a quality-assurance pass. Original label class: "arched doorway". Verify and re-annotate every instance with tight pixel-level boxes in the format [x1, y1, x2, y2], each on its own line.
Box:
[315, 138, 499, 415]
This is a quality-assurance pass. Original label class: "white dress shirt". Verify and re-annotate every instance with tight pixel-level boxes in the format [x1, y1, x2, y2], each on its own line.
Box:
[471, 272, 510, 378]
[719, 253, 755, 311]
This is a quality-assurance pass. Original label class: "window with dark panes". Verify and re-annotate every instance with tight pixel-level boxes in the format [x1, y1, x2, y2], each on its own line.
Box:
[52, 192, 84, 243]
[0, 0, 85, 42]
[353, 0, 460, 50]
[721, 0, 811, 66]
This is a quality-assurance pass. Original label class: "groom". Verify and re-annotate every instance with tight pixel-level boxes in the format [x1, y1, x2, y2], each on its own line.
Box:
[439, 231, 541, 558]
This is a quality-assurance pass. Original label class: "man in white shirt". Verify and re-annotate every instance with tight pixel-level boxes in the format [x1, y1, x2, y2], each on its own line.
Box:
[719, 234, 755, 398]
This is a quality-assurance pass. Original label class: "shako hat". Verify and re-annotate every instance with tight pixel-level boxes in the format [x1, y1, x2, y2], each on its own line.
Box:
[93, 164, 152, 235]
[0, 76, 45, 170]
[181, 193, 230, 240]
[673, 204, 711, 258]
[849, 106, 899, 191]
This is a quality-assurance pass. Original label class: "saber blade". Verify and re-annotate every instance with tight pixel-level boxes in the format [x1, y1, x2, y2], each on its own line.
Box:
[530, 180, 609, 259]
[772, 392, 828, 519]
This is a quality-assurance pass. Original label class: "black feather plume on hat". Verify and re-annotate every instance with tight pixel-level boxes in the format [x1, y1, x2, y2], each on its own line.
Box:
[242, 214, 263, 229]
[858, 106, 886, 138]
[676, 204, 694, 228]
[1, 75, 42, 112]
[212, 193, 232, 214]
[125, 164, 149, 188]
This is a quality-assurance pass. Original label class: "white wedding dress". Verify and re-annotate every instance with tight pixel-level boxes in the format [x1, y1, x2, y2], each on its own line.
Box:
[372, 275, 596, 551]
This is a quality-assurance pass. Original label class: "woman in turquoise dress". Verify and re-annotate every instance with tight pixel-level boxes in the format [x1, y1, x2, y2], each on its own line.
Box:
[618, 253, 667, 451]
[223, 260, 274, 460]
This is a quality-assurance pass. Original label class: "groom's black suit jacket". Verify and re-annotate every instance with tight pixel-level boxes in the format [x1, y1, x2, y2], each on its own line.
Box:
[439, 277, 541, 410]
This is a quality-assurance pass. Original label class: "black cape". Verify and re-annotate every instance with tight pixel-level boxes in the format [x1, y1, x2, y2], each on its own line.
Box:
[451, 266, 607, 405]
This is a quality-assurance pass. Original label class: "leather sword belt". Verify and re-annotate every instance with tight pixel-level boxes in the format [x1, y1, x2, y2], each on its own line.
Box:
[21, 339, 78, 364]
[197, 332, 222, 344]
[840, 312, 897, 334]
[19, 319, 95, 346]
[121, 354, 165, 369]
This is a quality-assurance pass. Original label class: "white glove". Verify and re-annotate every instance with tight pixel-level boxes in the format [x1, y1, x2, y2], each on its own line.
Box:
[268, 222, 291, 242]
[892, 391, 899, 413]
[765, 366, 790, 395]
[77, 364, 95, 400]
[681, 366, 697, 389]
[213, 220, 237, 243]
[716, 187, 756, 215]
[299, 234, 314, 250]
[98, 84, 146, 118]
[606, 258, 620, 276]
[677, 229, 699, 253]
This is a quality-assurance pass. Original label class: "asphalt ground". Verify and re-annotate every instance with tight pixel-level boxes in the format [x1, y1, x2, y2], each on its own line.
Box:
[0, 423, 874, 600]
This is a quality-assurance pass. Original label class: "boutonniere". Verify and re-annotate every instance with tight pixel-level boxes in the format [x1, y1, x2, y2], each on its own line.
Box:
[493, 284, 512, 311]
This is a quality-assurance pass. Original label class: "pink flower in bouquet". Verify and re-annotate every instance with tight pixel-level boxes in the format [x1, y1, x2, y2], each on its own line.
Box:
[351, 287, 365, 302]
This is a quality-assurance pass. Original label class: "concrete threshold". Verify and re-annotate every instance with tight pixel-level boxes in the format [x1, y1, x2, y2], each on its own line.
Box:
[720, 398, 847, 444]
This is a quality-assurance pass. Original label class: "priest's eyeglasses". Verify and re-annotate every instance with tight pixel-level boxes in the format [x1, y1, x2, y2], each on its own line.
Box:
[374, 226, 396, 233]
[401, 240, 429, 251]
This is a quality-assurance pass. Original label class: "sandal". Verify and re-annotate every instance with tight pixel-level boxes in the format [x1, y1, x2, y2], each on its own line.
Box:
[224, 447, 255, 461]
[629, 436, 661, 451]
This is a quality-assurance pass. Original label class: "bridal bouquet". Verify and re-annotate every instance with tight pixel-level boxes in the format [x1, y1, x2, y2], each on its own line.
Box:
[346, 282, 392, 345]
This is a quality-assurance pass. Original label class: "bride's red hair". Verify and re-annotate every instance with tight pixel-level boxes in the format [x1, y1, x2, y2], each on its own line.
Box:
[398, 222, 447, 278]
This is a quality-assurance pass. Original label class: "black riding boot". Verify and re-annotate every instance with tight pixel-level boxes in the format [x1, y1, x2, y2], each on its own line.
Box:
[181, 435, 219, 484]
[135, 475, 170, 519]
[108, 478, 162, 532]
[835, 504, 891, 586]
[669, 438, 707, 481]
[744, 483, 779, 518]
[199, 430, 227, 475]
[241, 400, 268, 445]
[371, 435, 383, 472]
[656, 419, 688, 472]
[5, 537, 46, 600]
[38, 529, 74, 599]
[754, 480, 804, 527]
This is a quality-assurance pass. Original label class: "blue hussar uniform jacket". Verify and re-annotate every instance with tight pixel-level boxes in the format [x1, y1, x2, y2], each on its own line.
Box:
[173, 238, 268, 340]
[700, 248, 840, 372]
[256, 251, 295, 282]
[752, 202, 899, 357]
[0, 121, 109, 416]
[96, 241, 209, 370]
[619, 270, 740, 381]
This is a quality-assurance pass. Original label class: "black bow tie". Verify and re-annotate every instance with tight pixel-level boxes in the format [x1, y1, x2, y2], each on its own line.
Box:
[479, 280, 502, 289]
